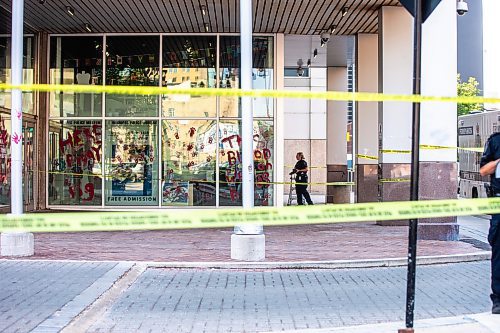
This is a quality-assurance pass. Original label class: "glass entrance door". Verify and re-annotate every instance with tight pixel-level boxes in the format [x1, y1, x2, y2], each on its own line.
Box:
[23, 122, 35, 211]
[0, 114, 36, 212]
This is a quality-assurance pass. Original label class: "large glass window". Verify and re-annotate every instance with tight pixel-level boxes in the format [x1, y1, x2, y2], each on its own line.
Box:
[105, 36, 159, 117]
[49, 36, 103, 117]
[47, 34, 274, 208]
[219, 120, 274, 206]
[162, 120, 216, 206]
[105, 120, 159, 206]
[0, 37, 36, 114]
[219, 36, 274, 118]
[48, 120, 102, 206]
[162, 36, 217, 118]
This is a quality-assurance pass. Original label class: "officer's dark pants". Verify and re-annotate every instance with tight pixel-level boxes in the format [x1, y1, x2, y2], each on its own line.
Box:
[489, 213, 500, 307]
[296, 185, 313, 205]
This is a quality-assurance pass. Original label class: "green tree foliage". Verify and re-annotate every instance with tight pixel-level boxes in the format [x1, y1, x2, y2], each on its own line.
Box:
[457, 74, 483, 116]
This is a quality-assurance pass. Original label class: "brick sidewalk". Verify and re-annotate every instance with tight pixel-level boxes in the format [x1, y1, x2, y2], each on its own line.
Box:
[2, 222, 484, 262]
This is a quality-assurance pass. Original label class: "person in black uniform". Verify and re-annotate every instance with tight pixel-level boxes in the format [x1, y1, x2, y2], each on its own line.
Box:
[290, 152, 313, 205]
[479, 131, 500, 314]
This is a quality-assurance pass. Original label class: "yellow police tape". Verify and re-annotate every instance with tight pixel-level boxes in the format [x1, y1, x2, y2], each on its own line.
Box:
[2, 83, 500, 104]
[0, 198, 498, 233]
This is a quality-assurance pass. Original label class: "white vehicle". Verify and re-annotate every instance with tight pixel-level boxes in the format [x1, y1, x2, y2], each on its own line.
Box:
[458, 110, 500, 198]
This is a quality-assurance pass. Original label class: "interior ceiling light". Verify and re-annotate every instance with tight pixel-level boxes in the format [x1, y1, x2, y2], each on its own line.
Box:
[331, 25, 337, 34]
[84, 23, 92, 32]
[201, 5, 207, 15]
[204, 23, 210, 32]
[66, 6, 74, 16]
[38, 0, 45, 4]
[342, 7, 348, 17]
[313, 49, 318, 58]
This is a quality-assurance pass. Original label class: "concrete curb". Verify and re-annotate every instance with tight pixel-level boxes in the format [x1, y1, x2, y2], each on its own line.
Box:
[0, 251, 491, 269]
[146, 251, 492, 269]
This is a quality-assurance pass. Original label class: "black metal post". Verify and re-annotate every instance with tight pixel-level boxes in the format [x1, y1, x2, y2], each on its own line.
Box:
[405, 0, 423, 329]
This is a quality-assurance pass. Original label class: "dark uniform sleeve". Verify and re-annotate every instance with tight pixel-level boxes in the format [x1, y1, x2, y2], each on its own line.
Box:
[480, 136, 494, 168]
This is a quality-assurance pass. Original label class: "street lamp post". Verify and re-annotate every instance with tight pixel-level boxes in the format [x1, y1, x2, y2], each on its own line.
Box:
[1, 0, 34, 257]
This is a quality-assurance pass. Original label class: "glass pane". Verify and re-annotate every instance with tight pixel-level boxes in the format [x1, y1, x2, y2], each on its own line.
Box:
[0, 115, 11, 205]
[162, 36, 216, 118]
[49, 36, 103, 117]
[219, 120, 274, 206]
[105, 36, 159, 117]
[162, 120, 216, 206]
[105, 120, 158, 206]
[48, 120, 102, 206]
[0, 37, 36, 115]
[219, 36, 274, 118]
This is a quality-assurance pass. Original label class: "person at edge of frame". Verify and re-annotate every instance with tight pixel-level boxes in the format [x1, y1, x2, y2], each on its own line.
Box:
[479, 131, 500, 314]
[290, 152, 313, 205]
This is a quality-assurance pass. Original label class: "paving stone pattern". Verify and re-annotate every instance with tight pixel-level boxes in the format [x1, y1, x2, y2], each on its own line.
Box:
[89, 261, 492, 333]
[0, 261, 119, 333]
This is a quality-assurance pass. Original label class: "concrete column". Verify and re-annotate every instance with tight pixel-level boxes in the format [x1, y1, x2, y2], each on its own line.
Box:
[355, 34, 378, 203]
[377, 2, 459, 240]
[377, 6, 413, 224]
[275, 33, 285, 207]
[418, 0, 458, 240]
[327, 67, 349, 203]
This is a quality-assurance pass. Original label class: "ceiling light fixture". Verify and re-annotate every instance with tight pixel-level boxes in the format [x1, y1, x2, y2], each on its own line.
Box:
[84, 23, 92, 32]
[204, 23, 210, 32]
[342, 7, 348, 17]
[66, 6, 74, 16]
[313, 49, 318, 58]
[38, 0, 45, 4]
[201, 5, 207, 15]
[331, 25, 337, 34]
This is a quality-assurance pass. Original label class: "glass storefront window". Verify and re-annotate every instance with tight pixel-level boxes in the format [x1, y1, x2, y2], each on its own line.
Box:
[219, 36, 274, 118]
[0, 37, 36, 115]
[162, 36, 217, 118]
[49, 36, 103, 117]
[48, 120, 102, 206]
[105, 36, 159, 117]
[219, 120, 274, 206]
[105, 120, 158, 206]
[162, 120, 216, 206]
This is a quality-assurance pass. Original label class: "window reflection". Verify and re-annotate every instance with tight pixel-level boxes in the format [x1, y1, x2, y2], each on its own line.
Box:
[48, 120, 102, 205]
[162, 120, 216, 206]
[162, 36, 216, 118]
[105, 120, 159, 206]
[105, 36, 159, 117]
[0, 37, 35, 115]
[49, 36, 103, 117]
[219, 120, 274, 206]
[219, 36, 274, 118]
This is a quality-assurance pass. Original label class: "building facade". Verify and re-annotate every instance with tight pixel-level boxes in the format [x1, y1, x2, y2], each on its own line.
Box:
[0, 0, 459, 239]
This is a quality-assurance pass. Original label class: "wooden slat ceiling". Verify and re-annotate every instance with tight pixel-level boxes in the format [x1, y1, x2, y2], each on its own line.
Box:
[0, 0, 401, 35]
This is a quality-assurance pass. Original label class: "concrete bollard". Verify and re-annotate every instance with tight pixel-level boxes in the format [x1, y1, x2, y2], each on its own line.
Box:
[1, 232, 34, 256]
[230, 234, 265, 261]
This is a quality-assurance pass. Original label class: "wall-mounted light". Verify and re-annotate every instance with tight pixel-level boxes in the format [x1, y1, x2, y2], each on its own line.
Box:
[204, 23, 210, 32]
[201, 5, 207, 15]
[331, 25, 337, 34]
[84, 23, 92, 32]
[313, 48, 318, 58]
[342, 7, 349, 17]
[66, 6, 75, 16]
[307, 59, 311, 68]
